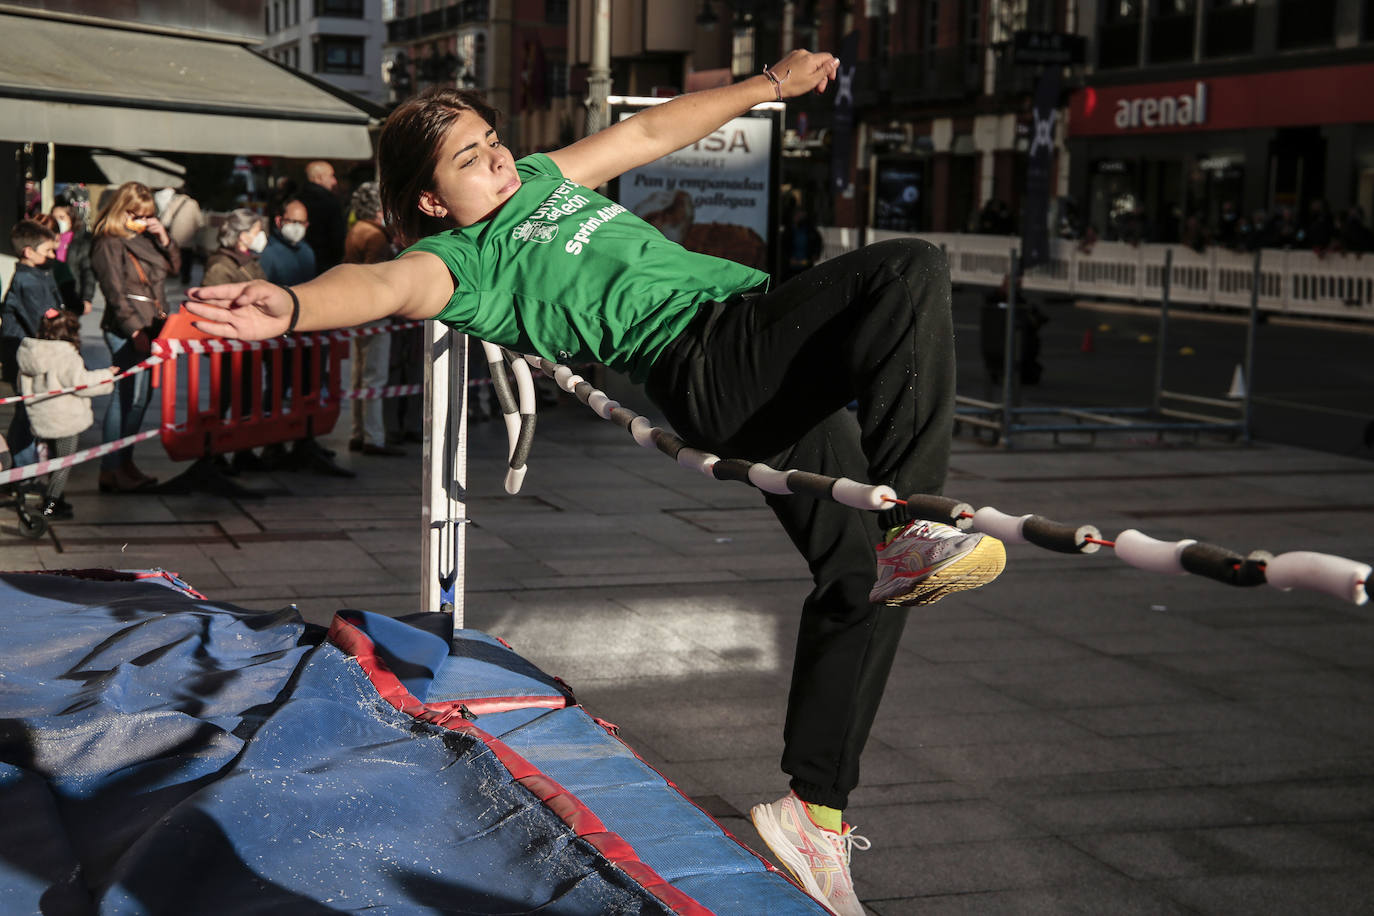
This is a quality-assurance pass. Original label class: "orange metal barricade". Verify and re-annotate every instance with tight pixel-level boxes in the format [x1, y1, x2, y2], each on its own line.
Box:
[154, 312, 343, 462]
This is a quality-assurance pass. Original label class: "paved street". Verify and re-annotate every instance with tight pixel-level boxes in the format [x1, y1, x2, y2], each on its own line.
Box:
[1, 305, 1372, 914]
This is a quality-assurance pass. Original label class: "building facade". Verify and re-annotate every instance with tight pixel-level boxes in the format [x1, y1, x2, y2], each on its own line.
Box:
[381, 0, 577, 156]
[261, 0, 389, 104]
[1069, 0, 1374, 244]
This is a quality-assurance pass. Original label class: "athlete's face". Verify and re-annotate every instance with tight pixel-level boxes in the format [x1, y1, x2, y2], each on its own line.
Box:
[422, 114, 520, 228]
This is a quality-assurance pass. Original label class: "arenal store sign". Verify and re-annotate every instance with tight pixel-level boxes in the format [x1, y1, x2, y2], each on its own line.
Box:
[1068, 62, 1374, 136]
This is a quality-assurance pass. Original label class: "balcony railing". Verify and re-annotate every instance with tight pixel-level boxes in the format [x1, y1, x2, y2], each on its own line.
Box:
[386, 0, 489, 42]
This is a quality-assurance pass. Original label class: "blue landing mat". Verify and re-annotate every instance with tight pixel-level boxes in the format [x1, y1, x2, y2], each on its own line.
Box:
[0, 570, 823, 914]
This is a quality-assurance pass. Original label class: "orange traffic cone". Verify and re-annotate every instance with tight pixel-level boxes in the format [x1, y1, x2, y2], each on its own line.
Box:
[1081, 328, 1095, 353]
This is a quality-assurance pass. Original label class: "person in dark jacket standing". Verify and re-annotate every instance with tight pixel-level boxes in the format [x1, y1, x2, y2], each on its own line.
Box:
[2, 219, 64, 466]
[51, 203, 95, 314]
[90, 181, 180, 493]
[259, 197, 316, 286]
[299, 161, 346, 272]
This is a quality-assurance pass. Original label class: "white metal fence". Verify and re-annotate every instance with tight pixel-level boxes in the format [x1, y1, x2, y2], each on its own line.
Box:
[820, 228, 1374, 322]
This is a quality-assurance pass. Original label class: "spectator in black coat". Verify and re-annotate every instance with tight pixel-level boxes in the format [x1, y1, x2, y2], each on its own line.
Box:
[299, 160, 347, 272]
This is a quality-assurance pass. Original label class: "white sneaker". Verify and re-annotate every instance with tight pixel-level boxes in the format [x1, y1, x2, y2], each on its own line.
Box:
[869, 519, 1006, 606]
[750, 792, 870, 916]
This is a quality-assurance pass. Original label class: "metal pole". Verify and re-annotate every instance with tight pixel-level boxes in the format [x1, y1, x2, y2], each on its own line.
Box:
[1242, 249, 1261, 444]
[1152, 247, 1172, 415]
[421, 323, 469, 625]
[1001, 248, 1019, 447]
[40, 142, 55, 214]
[585, 0, 612, 137]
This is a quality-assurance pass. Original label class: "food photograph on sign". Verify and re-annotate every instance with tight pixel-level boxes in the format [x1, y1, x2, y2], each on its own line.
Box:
[615, 110, 774, 271]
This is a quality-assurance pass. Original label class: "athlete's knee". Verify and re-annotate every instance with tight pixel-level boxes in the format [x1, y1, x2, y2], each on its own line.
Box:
[869, 237, 947, 278]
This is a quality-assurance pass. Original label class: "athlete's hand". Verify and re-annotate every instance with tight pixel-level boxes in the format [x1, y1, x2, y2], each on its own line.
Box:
[185, 280, 292, 340]
[767, 49, 841, 99]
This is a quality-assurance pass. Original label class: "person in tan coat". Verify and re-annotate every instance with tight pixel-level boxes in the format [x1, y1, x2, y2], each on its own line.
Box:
[90, 181, 180, 492]
[343, 182, 402, 456]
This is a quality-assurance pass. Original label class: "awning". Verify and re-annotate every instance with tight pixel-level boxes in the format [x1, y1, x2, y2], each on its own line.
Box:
[0, 11, 377, 159]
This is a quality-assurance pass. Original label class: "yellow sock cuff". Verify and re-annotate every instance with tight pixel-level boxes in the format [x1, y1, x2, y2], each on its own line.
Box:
[804, 801, 842, 833]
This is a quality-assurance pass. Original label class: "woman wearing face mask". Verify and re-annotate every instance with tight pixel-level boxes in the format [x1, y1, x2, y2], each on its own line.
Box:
[50, 203, 96, 315]
[202, 209, 270, 473]
[90, 181, 180, 492]
[202, 209, 269, 287]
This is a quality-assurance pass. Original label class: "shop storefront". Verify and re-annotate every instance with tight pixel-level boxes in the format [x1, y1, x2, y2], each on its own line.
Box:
[1067, 63, 1374, 242]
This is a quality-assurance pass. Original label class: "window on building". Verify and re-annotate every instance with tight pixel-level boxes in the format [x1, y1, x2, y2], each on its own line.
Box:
[731, 17, 756, 77]
[314, 35, 365, 74]
[1149, 0, 1195, 63]
[924, 0, 939, 51]
[315, 0, 365, 17]
[264, 4, 271, 33]
[1204, 0, 1255, 57]
[1098, 0, 1141, 68]
[1276, 0, 1335, 49]
[547, 51, 568, 98]
[546, 0, 568, 24]
[457, 30, 486, 87]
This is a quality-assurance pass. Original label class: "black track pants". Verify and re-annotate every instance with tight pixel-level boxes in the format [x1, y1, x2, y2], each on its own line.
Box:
[644, 238, 955, 809]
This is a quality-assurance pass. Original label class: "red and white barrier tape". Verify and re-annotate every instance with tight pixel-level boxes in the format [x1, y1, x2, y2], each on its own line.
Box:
[0, 355, 165, 407]
[0, 429, 161, 486]
[153, 319, 427, 358]
[344, 383, 424, 401]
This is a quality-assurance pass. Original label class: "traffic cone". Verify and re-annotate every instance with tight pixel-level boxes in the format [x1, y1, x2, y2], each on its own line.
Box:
[1227, 364, 1247, 398]
[1081, 328, 1095, 353]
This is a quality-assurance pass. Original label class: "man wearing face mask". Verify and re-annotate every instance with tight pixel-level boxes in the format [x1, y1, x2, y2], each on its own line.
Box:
[259, 197, 316, 286]
[255, 194, 353, 478]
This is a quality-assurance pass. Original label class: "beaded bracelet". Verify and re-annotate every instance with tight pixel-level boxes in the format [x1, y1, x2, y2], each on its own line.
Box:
[762, 64, 789, 101]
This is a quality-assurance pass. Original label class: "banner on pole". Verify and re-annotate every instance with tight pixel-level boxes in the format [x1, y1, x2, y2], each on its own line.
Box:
[1021, 67, 1061, 270]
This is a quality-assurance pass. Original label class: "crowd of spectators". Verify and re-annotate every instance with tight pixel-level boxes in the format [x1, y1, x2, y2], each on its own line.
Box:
[0, 159, 424, 518]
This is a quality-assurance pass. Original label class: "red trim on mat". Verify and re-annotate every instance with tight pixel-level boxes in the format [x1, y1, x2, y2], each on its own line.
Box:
[327, 614, 713, 916]
[428, 696, 568, 716]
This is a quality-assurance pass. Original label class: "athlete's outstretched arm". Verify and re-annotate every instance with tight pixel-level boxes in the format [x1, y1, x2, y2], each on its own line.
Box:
[184, 251, 454, 340]
[549, 48, 839, 190]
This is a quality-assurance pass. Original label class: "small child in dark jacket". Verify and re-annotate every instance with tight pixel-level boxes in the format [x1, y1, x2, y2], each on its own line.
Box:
[2, 220, 64, 464]
[17, 308, 115, 519]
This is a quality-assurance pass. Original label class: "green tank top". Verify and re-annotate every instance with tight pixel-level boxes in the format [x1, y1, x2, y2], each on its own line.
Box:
[404, 153, 768, 382]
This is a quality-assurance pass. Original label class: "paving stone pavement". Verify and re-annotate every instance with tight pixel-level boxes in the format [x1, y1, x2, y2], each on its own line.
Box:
[3, 357, 1373, 915]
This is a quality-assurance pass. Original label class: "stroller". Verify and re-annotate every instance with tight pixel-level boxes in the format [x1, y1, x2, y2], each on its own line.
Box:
[0, 436, 61, 539]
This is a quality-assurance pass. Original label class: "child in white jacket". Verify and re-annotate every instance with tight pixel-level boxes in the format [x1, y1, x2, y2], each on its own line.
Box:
[16, 308, 116, 519]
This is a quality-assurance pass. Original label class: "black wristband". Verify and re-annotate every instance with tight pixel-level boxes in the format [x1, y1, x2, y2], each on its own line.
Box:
[283, 285, 301, 333]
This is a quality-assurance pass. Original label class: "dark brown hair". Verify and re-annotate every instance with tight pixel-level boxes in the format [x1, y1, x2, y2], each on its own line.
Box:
[38, 308, 82, 349]
[9, 219, 56, 257]
[378, 87, 501, 247]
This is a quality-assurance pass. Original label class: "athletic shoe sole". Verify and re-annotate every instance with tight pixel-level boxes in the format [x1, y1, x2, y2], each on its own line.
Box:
[877, 535, 1007, 606]
[749, 802, 841, 914]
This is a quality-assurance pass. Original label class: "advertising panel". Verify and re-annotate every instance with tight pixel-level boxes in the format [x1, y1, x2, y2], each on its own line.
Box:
[609, 96, 783, 274]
